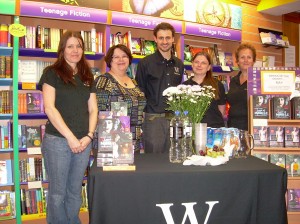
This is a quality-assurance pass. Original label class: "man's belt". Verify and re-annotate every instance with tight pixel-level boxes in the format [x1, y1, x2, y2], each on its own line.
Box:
[146, 112, 173, 121]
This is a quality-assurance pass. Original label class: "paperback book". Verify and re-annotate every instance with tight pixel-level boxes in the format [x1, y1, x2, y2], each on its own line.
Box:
[287, 189, 300, 211]
[269, 154, 286, 168]
[253, 126, 270, 147]
[252, 95, 270, 119]
[285, 126, 300, 148]
[286, 154, 300, 177]
[269, 126, 284, 147]
[271, 96, 291, 119]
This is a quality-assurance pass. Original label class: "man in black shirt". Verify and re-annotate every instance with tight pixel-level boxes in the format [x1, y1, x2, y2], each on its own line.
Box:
[135, 22, 184, 153]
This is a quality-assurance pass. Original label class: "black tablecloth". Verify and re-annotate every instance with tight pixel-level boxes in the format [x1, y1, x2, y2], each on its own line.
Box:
[88, 154, 287, 224]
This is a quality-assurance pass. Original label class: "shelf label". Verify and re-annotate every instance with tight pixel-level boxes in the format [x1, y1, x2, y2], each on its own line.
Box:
[28, 181, 42, 189]
[111, 11, 182, 33]
[27, 147, 42, 155]
[185, 22, 241, 41]
[221, 66, 231, 72]
[22, 82, 37, 90]
[21, 1, 108, 24]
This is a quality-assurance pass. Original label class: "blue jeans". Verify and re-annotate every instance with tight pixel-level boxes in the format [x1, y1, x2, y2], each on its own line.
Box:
[42, 134, 91, 224]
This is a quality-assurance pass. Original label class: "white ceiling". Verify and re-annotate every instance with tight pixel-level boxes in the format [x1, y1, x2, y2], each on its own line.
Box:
[258, 0, 300, 16]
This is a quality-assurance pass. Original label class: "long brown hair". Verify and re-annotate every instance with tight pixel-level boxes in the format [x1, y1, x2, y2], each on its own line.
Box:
[44, 31, 93, 87]
[192, 51, 220, 100]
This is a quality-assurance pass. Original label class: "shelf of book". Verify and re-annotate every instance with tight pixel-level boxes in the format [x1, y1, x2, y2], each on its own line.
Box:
[0, 114, 12, 119]
[0, 47, 13, 56]
[0, 148, 13, 153]
[18, 114, 47, 120]
[0, 79, 13, 86]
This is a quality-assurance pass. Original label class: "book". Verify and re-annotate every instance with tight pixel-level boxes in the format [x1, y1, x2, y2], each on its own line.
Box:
[287, 189, 300, 211]
[142, 40, 156, 55]
[269, 126, 284, 147]
[286, 154, 300, 177]
[253, 153, 269, 162]
[285, 126, 300, 148]
[26, 92, 43, 114]
[213, 44, 220, 65]
[26, 126, 42, 151]
[291, 97, 300, 119]
[271, 96, 291, 119]
[111, 102, 128, 116]
[253, 126, 269, 147]
[0, 192, 13, 218]
[252, 95, 270, 119]
[131, 37, 143, 55]
[224, 52, 233, 66]
[0, 160, 12, 185]
[270, 154, 286, 168]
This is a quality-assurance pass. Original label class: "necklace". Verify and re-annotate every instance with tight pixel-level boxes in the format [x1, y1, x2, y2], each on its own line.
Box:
[110, 71, 129, 87]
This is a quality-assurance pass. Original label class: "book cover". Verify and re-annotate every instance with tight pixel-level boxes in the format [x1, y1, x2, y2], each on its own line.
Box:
[270, 154, 286, 168]
[0, 192, 12, 218]
[26, 92, 42, 114]
[131, 37, 143, 55]
[287, 189, 300, 211]
[269, 126, 284, 147]
[183, 45, 192, 63]
[253, 153, 269, 162]
[286, 154, 300, 177]
[253, 126, 270, 147]
[252, 95, 270, 119]
[26, 126, 42, 150]
[143, 40, 156, 55]
[0, 160, 12, 185]
[291, 97, 300, 119]
[271, 96, 291, 119]
[285, 126, 300, 148]
[224, 52, 233, 66]
[111, 102, 128, 116]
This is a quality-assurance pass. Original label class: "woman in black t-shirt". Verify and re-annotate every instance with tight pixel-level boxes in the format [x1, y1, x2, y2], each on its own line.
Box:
[227, 43, 256, 131]
[183, 52, 226, 128]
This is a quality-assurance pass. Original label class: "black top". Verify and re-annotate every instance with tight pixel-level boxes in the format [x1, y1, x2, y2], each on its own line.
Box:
[226, 72, 248, 130]
[183, 78, 226, 128]
[135, 51, 184, 113]
[38, 69, 96, 139]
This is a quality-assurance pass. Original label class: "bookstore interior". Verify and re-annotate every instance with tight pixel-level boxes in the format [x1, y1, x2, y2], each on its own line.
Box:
[0, 0, 300, 223]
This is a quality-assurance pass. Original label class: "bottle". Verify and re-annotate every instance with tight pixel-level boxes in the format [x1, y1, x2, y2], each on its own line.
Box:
[169, 111, 185, 163]
[182, 111, 193, 157]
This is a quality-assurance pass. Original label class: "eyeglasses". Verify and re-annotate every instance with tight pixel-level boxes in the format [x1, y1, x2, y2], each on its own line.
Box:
[112, 55, 129, 61]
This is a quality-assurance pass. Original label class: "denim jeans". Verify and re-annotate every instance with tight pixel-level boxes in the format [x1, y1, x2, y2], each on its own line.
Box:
[42, 133, 91, 224]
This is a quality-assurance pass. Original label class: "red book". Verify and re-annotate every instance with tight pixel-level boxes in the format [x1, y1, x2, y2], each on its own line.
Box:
[0, 24, 8, 47]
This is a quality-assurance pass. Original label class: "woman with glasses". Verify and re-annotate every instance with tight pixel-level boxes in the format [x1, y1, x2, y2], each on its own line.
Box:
[95, 44, 146, 153]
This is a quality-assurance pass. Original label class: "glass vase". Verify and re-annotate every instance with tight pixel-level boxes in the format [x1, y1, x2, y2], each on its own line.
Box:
[193, 123, 207, 155]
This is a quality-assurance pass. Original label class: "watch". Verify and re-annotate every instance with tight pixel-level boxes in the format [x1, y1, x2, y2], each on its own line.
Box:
[196, 1, 231, 27]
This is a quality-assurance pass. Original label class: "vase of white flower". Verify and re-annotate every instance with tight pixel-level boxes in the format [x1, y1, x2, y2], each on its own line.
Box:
[163, 84, 215, 156]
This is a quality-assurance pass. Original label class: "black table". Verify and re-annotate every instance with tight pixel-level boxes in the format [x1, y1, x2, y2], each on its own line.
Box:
[88, 154, 287, 224]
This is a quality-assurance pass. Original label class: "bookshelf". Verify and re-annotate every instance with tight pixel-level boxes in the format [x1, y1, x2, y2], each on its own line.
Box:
[248, 67, 300, 223]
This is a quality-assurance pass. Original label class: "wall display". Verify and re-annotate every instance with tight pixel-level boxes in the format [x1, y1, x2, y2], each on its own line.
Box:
[24, 0, 109, 9]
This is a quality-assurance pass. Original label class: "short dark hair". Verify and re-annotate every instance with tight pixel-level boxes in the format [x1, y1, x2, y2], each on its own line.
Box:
[153, 22, 175, 37]
[105, 44, 133, 68]
[235, 43, 257, 62]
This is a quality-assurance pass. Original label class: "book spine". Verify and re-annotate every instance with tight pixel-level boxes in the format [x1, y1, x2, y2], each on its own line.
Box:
[0, 24, 8, 47]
